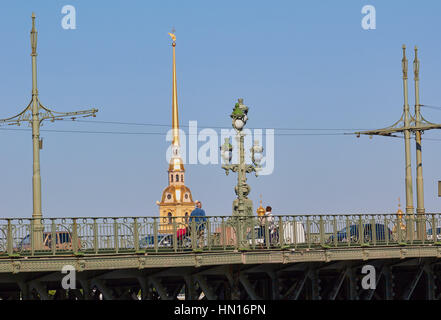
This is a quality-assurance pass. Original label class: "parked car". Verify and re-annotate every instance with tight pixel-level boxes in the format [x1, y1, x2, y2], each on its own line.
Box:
[327, 223, 392, 243]
[427, 227, 441, 241]
[246, 221, 306, 245]
[140, 232, 192, 248]
[18, 231, 79, 251]
[140, 234, 173, 248]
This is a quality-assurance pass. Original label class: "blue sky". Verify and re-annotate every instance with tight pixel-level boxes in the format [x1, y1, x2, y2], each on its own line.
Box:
[1, 0, 441, 218]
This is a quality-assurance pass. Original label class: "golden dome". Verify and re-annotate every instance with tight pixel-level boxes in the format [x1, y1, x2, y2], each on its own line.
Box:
[396, 197, 403, 219]
[160, 185, 194, 204]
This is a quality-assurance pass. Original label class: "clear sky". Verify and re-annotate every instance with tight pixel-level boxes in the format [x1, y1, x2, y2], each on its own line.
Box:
[1, 0, 441, 218]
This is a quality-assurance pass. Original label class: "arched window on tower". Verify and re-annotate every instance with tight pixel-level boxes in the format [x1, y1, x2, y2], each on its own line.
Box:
[176, 174, 179, 182]
[181, 174, 183, 182]
[168, 212, 172, 224]
[185, 212, 189, 224]
[171, 174, 173, 182]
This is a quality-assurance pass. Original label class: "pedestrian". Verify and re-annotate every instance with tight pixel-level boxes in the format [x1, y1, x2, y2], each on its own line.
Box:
[262, 206, 277, 245]
[189, 201, 207, 248]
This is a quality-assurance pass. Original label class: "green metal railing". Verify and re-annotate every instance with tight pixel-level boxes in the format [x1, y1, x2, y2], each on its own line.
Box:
[0, 214, 440, 257]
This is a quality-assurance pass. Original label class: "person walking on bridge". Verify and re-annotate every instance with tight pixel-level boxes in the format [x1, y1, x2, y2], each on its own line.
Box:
[189, 201, 207, 248]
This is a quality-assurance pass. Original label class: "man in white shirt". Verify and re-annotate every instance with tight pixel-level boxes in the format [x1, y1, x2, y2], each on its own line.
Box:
[261, 206, 277, 245]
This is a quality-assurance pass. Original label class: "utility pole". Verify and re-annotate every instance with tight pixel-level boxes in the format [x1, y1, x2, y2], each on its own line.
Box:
[356, 45, 441, 241]
[413, 47, 425, 239]
[0, 13, 98, 249]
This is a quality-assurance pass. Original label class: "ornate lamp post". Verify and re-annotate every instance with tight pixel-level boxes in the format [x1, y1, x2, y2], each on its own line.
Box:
[221, 98, 263, 247]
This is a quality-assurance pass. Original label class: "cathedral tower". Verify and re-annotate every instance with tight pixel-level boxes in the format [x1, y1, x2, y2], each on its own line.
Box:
[157, 31, 195, 233]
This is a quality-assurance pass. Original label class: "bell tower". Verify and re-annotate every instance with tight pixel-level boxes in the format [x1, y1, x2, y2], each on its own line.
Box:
[157, 31, 195, 233]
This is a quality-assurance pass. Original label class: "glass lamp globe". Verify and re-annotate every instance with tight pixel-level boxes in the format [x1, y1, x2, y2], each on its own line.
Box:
[234, 118, 245, 130]
[253, 152, 263, 164]
[221, 150, 232, 164]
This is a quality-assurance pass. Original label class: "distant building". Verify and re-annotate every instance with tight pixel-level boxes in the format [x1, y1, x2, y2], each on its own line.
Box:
[157, 33, 195, 234]
[256, 197, 265, 217]
[393, 197, 406, 233]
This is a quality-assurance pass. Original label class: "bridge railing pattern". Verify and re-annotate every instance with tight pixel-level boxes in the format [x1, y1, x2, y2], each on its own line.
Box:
[0, 214, 440, 256]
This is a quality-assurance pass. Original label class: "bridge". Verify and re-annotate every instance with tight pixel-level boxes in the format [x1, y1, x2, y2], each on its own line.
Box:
[1, 213, 440, 300]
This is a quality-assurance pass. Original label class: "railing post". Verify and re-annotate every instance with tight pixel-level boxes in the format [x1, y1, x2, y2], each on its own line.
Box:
[265, 217, 270, 249]
[306, 216, 311, 248]
[358, 215, 364, 245]
[133, 218, 139, 252]
[51, 219, 56, 255]
[384, 216, 389, 245]
[371, 218, 376, 246]
[397, 214, 402, 243]
[346, 216, 350, 247]
[30, 219, 35, 256]
[72, 218, 78, 254]
[431, 214, 437, 243]
[221, 217, 225, 249]
[279, 216, 284, 248]
[416, 214, 422, 242]
[405, 214, 410, 243]
[153, 218, 158, 252]
[207, 217, 211, 250]
[172, 217, 177, 252]
[7, 219, 13, 256]
[293, 217, 298, 249]
[251, 217, 256, 249]
[113, 218, 119, 254]
[333, 216, 337, 247]
[319, 216, 324, 246]
[93, 218, 98, 254]
[191, 218, 196, 250]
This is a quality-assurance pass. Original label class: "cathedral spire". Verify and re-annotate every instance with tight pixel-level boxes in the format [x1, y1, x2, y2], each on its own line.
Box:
[158, 30, 195, 233]
[169, 29, 179, 147]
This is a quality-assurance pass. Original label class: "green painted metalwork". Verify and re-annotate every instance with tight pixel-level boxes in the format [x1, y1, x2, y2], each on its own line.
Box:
[221, 99, 264, 248]
[0, 213, 440, 257]
[0, 14, 98, 250]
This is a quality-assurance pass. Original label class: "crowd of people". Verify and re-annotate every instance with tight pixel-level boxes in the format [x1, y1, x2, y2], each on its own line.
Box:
[176, 201, 279, 248]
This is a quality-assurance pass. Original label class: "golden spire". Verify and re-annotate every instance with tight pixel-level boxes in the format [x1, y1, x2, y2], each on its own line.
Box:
[397, 197, 403, 218]
[169, 29, 179, 147]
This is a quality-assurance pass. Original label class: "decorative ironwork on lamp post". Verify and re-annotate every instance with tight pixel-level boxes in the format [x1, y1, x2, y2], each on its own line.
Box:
[221, 98, 263, 247]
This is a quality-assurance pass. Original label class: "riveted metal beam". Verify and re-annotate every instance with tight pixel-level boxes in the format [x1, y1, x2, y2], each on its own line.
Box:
[17, 281, 31, 300]
[149, 277, 171, 300]
[184, 275, 197, 300]
[363, 264, 386, 300]
[402, 265, 424, 300]
[91, 279, 115, 300]
[29, 280, 50, 300]
[239, 273, 262, 300]
[290, 269, 311, 300]
[194, 275, 217, 300]
[266, 270, 280, 300]
[424, 263, 436, 300]
[79, 279, 94, 300]
[328, 268, 348, 300]
[346, 266, 358, 300]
